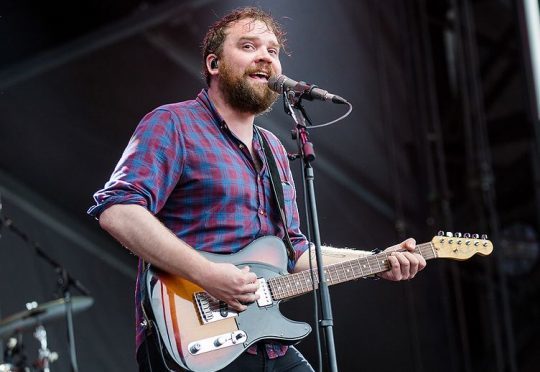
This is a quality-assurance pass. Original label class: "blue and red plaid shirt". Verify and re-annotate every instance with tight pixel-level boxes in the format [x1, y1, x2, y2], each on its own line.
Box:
[88, 89, 309, 359]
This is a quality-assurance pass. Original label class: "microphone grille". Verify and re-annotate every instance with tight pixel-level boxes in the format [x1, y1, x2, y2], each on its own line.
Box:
[267, 75, 286, 93]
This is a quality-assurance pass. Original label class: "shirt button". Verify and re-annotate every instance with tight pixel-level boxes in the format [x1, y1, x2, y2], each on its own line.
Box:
[239, 144, 245, 149]
[259, 209, 266, 216]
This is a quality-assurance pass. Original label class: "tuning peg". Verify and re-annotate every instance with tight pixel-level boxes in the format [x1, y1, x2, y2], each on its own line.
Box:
[481, 234, 488, 240]
[464, 233, 471, 238]
[446, 232, 453, 237]
[473, 234, 479, 239]
[438, 231, 445, 236]
[455, 232, 462, 238]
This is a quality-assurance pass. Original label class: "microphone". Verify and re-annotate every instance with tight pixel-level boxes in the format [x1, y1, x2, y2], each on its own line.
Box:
[267, 75, 348, 104]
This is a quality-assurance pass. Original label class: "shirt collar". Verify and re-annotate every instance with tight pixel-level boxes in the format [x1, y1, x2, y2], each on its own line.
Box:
[196, 89, 261, 141]
[196, 88, 226, 128]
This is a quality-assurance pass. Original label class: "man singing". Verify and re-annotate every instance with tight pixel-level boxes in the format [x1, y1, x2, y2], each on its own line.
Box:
[88, 6, 426, 372]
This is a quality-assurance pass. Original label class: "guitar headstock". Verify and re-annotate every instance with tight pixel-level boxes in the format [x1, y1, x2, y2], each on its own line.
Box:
[431, 232, 493, 260]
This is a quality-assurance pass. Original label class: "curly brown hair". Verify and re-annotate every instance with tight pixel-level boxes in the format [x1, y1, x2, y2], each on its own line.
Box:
[201, 6, 286, 85]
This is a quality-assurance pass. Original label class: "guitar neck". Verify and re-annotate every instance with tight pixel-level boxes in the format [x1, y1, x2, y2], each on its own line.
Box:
[268, 242, 438, 300]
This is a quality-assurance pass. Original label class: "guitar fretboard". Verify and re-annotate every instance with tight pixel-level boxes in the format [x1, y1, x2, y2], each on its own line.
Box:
[268, 242, 437, 300]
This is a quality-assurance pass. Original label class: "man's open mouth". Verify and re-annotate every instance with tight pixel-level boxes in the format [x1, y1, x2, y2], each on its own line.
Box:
[248, 71, 270, 82]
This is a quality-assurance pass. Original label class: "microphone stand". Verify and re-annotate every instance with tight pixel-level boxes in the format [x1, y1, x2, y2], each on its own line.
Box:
[0, 215, 90, 372]
[283, 91, 339, 372]
[0, 193, 4, 361]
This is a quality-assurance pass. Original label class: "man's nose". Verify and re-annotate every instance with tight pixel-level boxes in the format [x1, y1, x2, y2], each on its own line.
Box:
[255, 48, 273, 64]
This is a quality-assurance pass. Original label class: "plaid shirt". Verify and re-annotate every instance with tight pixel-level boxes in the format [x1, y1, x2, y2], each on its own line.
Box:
[88, 89, 309, 359]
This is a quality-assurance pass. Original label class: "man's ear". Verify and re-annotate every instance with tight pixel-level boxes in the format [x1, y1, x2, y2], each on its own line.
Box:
[206, 54, 219, 76]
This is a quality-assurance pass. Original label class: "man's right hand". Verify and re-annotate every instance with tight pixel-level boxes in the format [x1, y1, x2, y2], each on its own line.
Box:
[199, 262, 260, 312]
[98, 205, 260, 312]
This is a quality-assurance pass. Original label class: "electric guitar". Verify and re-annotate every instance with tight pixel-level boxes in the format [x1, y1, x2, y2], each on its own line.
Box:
[142, 233, 493, 372]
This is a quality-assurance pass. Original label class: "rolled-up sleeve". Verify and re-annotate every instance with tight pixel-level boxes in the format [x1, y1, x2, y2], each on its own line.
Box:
[88, 109, 185, 218]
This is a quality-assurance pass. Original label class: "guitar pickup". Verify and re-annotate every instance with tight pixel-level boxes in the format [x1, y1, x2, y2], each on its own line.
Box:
[256, 278, 272, 307]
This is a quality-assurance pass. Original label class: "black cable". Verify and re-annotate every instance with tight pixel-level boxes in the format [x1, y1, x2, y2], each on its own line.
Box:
[306, 102, 353, 129]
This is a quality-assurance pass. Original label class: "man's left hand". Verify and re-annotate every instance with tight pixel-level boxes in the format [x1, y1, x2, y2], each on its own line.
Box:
[376, 238, 426, 281]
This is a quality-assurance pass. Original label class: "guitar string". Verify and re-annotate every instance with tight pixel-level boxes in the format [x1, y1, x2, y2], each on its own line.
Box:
[268, 243, 437, 299]
[198, 238, 490, 308]
[200, 242, 438, 310]
[273, 236, 490, 296]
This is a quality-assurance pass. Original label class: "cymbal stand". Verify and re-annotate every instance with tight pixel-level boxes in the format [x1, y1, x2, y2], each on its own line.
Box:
[34, 325, 58, 372]
[56, 269, 78, 372]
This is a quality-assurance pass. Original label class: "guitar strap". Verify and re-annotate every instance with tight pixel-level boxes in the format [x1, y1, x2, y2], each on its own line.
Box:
[255, 126, 296, 262]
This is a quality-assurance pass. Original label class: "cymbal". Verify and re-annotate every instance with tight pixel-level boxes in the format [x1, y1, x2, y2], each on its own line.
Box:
[0, 296, 94, 338]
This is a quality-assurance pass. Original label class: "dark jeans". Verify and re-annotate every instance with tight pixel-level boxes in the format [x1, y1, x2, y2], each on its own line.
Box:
[137, 334, 314, 372]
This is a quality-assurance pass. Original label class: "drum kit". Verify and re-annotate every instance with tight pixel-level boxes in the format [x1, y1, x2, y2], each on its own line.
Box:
[0, 297, 93, 372]
[0, 196, 94, 371]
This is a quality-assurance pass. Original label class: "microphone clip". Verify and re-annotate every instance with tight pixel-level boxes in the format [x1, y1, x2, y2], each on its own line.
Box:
[294, 81, 318, 102]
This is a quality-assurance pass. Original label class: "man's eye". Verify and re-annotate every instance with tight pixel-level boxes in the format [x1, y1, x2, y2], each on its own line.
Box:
[268, 49, 279, 56]
[243, 44, 255, 50]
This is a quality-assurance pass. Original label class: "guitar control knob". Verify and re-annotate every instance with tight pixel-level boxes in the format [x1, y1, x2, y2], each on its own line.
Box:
[481, 234, 488, 240]
[438, 231, 445, 236]
[446, 232, 453, 237]
[232, 331, 246, 344]
[190, 343, 201, 354]
[464, 233, 471, 238]
[215, 336, 228, 347]
[455, 232, 462, 238]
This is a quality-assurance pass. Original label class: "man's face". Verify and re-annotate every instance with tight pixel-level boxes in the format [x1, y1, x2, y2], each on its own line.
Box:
[216, 18, 282, 115]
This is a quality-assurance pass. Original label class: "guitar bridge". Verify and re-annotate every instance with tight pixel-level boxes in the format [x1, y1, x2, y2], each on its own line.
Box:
[194, 292, 238, 324]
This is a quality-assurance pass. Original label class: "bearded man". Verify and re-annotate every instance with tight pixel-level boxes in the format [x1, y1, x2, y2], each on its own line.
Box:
[88, 7, 426, 372]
